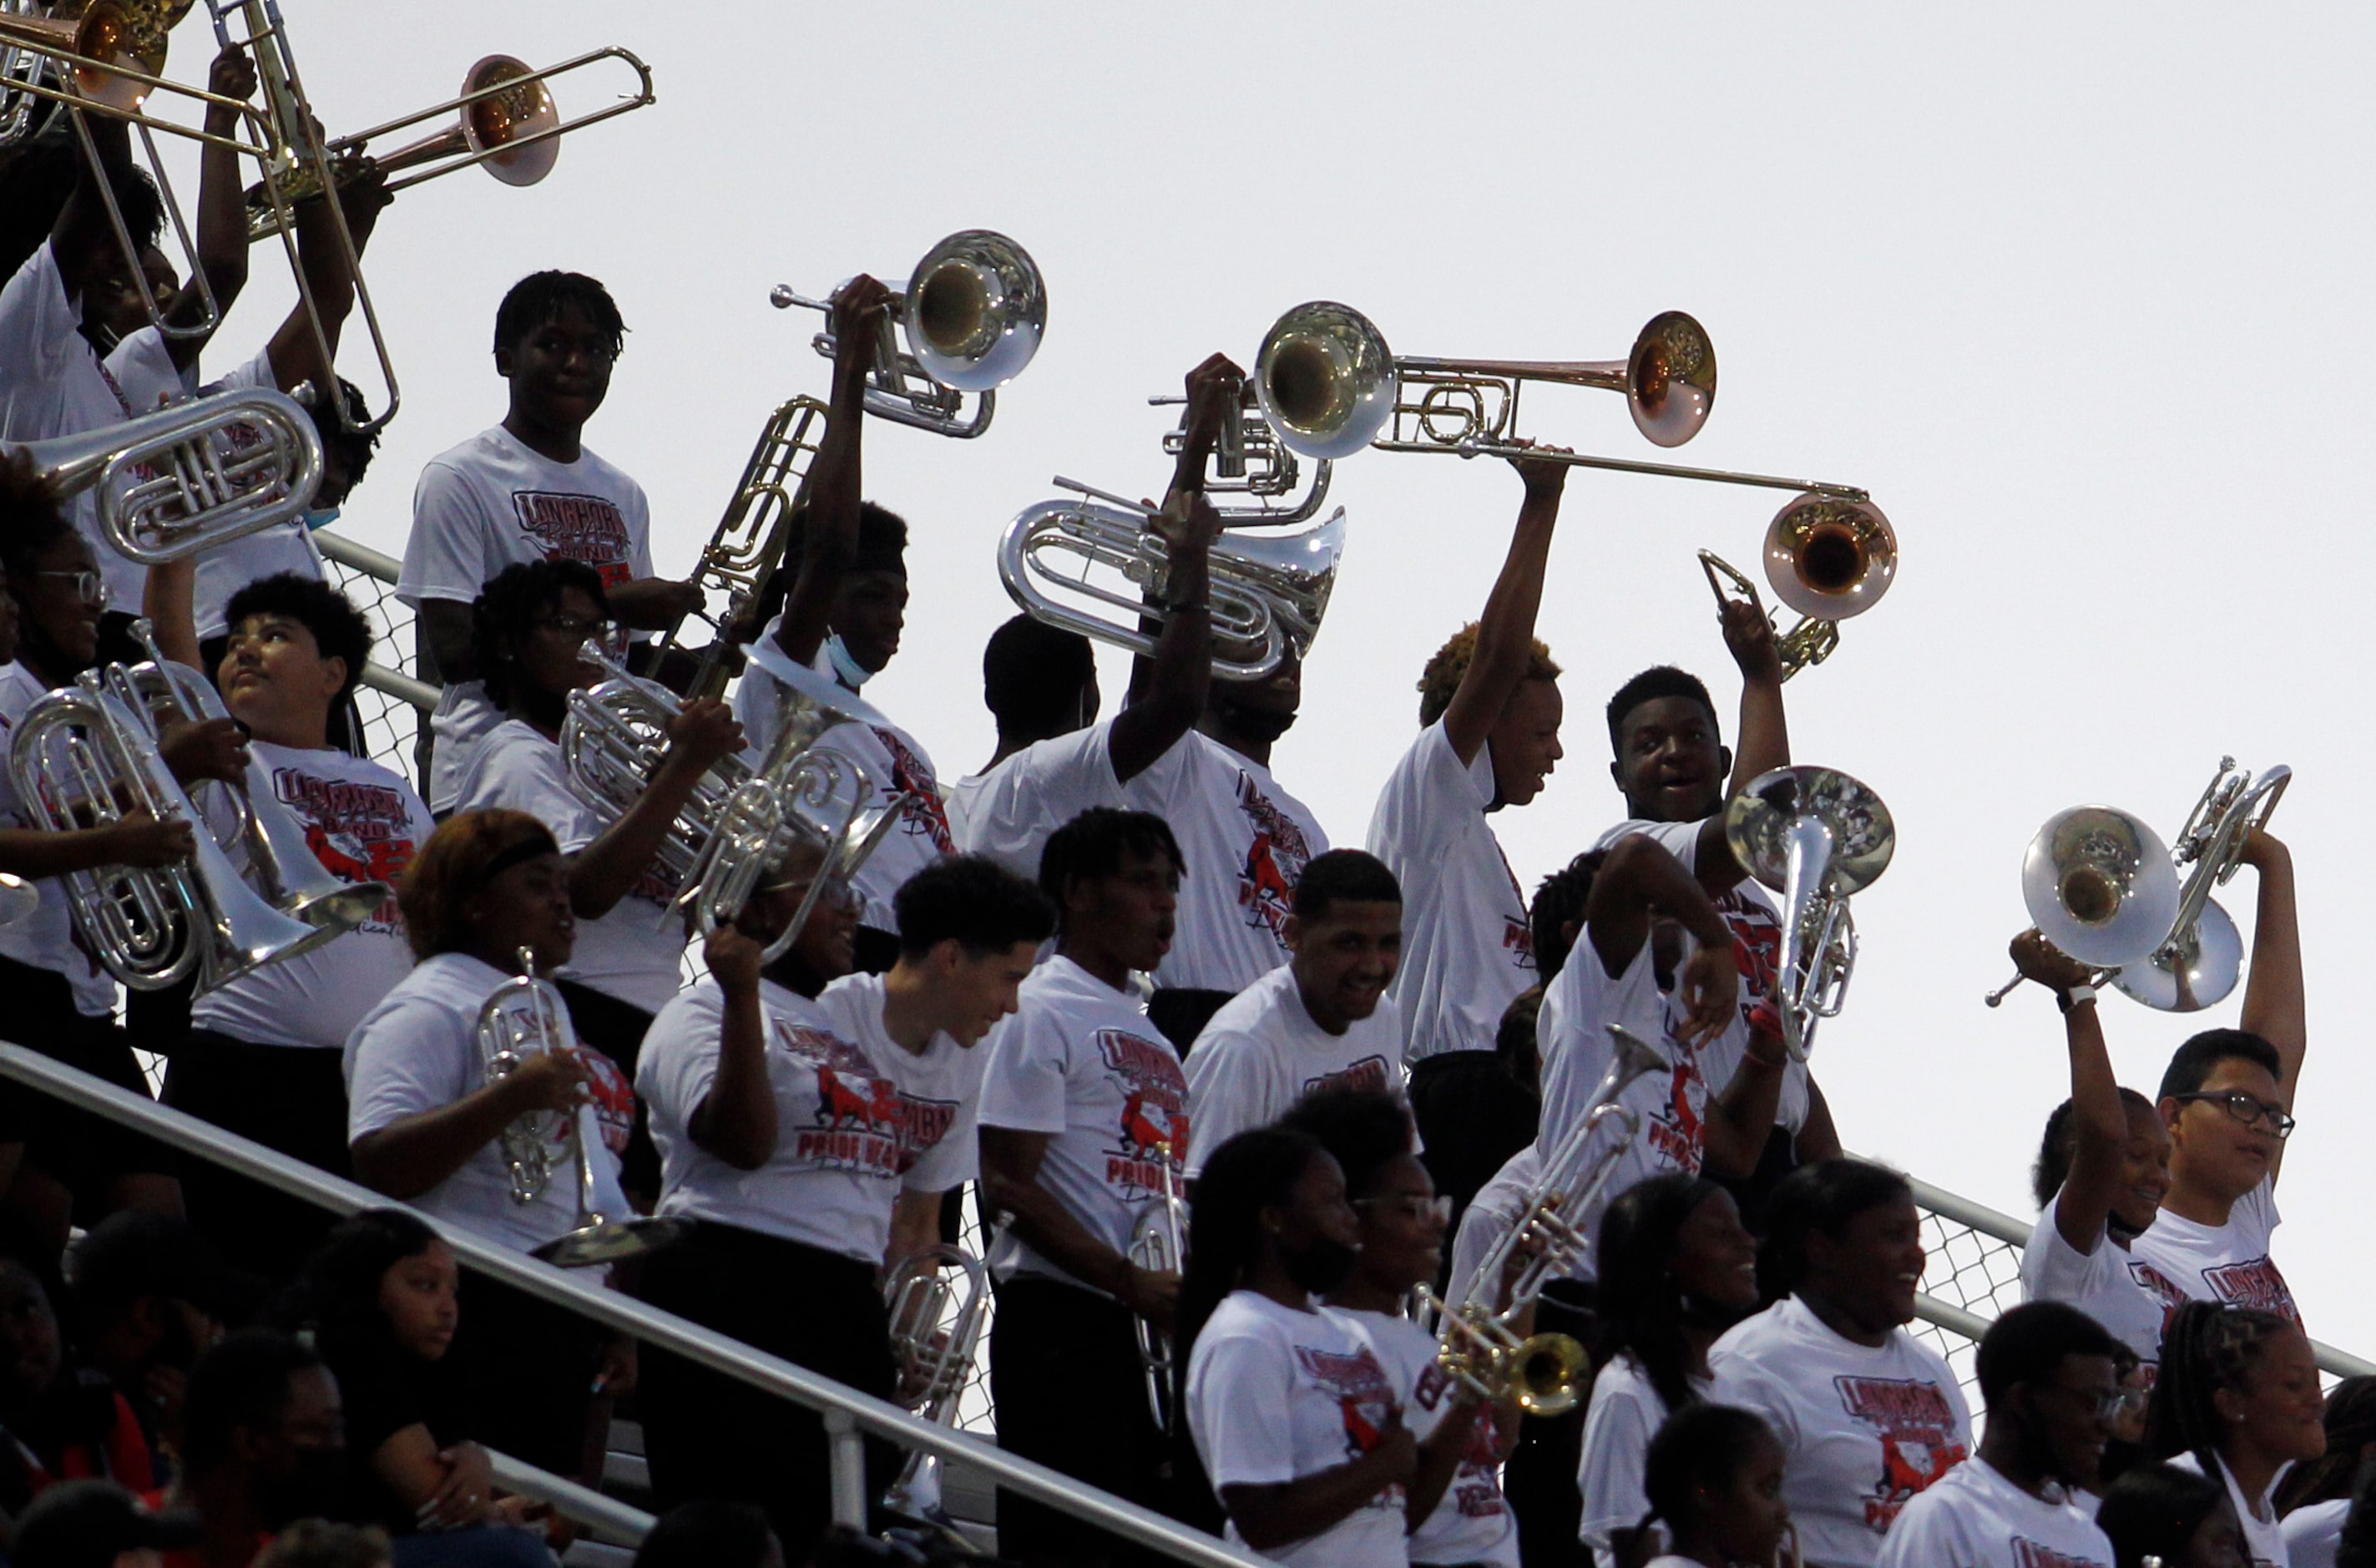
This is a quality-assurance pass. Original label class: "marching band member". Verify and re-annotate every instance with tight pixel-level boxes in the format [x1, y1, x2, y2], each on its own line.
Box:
[2009, 929, 2176, 1372]
[1284, 1086, 1521, 1568]
[397, 270, 705, 812]
[945, 613, 1096, 853]
[977, 807, 1189, 1567]
[2146, 1302, 2328, 1568]
[344, 809, 634, 1485]
[1367, 449, 1569, 1218]
[450, 559, 741, 1195]
[1627, 1404, 1794, 1568]
[2094, 1462, 2252, 1568]
[1178, 1125, 1413, 1566]
[1874, 1302, 2123, 1568]
[2131, 833, 2306, 1324]
[1180, 850, 1409, 1182]
[142, 562, 435, 1278]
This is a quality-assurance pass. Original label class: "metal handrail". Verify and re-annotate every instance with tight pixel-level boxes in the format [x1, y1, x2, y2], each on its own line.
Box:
[314, 529, 440, 713]
[485, 1449, 655, 1546]
[0, 1045, 1266, 1568]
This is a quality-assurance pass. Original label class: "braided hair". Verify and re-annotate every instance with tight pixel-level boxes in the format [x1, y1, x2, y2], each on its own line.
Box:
[1595, 1174, 1726, 1414]
[2143, 1300, 2295, 1476]
[2276, 1375, 2376, 1514]
[1625, 1403, 1777, 1568]
[2095, 1460, 2232, 1568]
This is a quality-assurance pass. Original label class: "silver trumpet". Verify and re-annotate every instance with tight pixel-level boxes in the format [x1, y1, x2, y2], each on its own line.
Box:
[1696, 486, 1897, 681]
[2110, 758, 2289, 1014]
[999, 477, 1344, 681]
[11, 387, 324, 564]
[879, 1244, 989, 1526]
[1130, 1146, 1190, 1434]
[1725, 766, 1896, 1061]
[1982, 806, 2182, 1008]
[1416, 1024, 1669, 1416]
[771, 230, 1045, 438]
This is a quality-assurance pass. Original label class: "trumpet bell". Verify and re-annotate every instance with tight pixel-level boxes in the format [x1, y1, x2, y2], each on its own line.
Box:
[2019, 807, 2181, 969]
[1763, 493, 1897, 621]
[1725, 766, 1896, 898]
[533, 1213, 686, 1269]
[1626, 311, 1717, 448]
[1256, 301, 1398, 459]
[1506, 1331, 1590, 1418]
[2110, 898, 2242, 1013]
[904, 230, 1045, 392]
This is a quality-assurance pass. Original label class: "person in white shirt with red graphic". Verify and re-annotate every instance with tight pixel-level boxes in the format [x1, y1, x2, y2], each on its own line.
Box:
[1709, 1159, 1972, 1568]
[2268, 1380, 2376, 1568]
[1182, 850, 1409, 1181]
[1625, 1404, 1794, 1568]
[1367, 447, 1569, 1222]
[2095, 1462, 2252, 1568]
[398, 270, 705, 812]
[2145, 1301, 2328, 1568]
[345, 809, 636, 1486]
[1286, 1085, 1520, 1568]
[1179, 1124, 1414, 1567]
[2010, 928, 2181, 1377]
[2129, 833, 2306, 1328]
[143, 564, 435, 1281]
[451, 558, 742, 1198]
[976, 807, 1190, 1567]
[1877, 1301, 2124, 1568]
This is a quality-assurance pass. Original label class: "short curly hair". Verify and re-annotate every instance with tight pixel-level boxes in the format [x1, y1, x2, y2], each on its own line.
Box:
[396, 809, 558, 961]
[471, 559, 607, 711]
[223, 572, 373, 706]
[1415, 622, 1560, 727]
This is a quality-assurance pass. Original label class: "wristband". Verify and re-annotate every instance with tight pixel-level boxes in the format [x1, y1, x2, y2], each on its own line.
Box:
[2058, 983, 2097, 1014]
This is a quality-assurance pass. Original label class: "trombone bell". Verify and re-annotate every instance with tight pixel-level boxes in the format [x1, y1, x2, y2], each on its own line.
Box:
[1625, 311, 1717, 448]
[377, 54, 563, 187]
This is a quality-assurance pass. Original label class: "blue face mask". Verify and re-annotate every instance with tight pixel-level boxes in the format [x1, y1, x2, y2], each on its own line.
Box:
[301, 505, 341, 532]
[825, 631, 872, 690]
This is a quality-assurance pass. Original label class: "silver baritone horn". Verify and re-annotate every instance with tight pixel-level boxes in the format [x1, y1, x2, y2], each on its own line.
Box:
[2116, 757, 2290, 1013]
[10, 387, 324, 564]
[771, 230, 1046, 438]
[1724, 766, 1896, 1062]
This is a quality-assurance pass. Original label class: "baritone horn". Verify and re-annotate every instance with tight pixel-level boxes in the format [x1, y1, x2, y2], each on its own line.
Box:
[771, 230, 1046, 437]
[879, 1244, 988, 1525]
[1696, 488, 1897, 680]
[1982, 807, 2181, 1007]
[1725, 766, 1896, 1061]
[2109, 758, 2289, 1014]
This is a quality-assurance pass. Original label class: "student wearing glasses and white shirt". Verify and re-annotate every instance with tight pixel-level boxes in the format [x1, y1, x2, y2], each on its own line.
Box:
[2126, 832, 2306, 1327]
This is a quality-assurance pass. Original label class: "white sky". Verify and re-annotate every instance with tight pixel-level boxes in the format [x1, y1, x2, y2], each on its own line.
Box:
[136, 4, 2376, 1347]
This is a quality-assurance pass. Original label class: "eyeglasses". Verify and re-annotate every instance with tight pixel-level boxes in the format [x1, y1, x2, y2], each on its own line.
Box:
[1352, 1195, 1453, 1224]
[537, 613, 614, 642]
[2173, 1090, 2297, 1140]
[33, 570, 105, 604]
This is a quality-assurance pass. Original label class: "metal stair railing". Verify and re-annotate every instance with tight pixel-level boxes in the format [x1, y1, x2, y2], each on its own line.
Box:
[0, 1044, 1265, 1567]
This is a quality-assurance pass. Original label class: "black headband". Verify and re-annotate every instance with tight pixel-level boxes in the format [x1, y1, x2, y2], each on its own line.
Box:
[474, 831, 559, 889]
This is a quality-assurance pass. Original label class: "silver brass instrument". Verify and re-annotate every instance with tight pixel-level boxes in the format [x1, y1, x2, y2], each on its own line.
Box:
[2111, 758, 2289, 1013]
[1254, 300, 1871, 506]
[1129, 1142, 1189, 1434]
[1982, 806, 2181, 1007]
[1147, 388, 1334, 524]
[12, 387, 324, 564]
[1695, 488, 1898, 680]
[879, 1244, 989, 1524]
[1725, 766, 1896, 1061]
[1416, 1024, 1668, 1416]
[771, 230, 1046, 438]
[560, 637, 746, 893]
[999, 478, 1345, 681]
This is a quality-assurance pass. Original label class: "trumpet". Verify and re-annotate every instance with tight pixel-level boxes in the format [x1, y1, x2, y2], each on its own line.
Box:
[1724, 766, 1896, 1061]
[12, 387, 324, 564]
[1252, 299, 1871, 503]
[1416, 1024, 1668, 1416]
[999, 478, 1345, 681]
[879, 1244, 989, 1525]
[1695, 488, 1898, 681]
[1130, 1145, 1189, 1434]
[771, 230, 1046, 438]
[2109, 758, 2288, 1013]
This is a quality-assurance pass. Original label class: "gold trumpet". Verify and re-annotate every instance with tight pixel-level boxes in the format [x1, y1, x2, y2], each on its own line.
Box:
[1696, 489, 1897, 681]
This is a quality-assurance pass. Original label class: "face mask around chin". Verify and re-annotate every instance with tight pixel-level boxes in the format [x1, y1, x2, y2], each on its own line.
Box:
[824, 632, 872, 690]
[301, 506, 341, 532]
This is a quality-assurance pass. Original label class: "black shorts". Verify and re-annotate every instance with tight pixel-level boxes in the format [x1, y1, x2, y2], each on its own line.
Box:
[0, 953, 176, 1197]
[160, 1029, 351, 1277]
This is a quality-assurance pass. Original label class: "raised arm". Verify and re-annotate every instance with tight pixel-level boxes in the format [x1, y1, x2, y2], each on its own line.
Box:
[770, 276, 889, 666]
[979, 1126, 1178, 1329]
[2009, 929, 2127, 1252]
[1440, 452, 1565, 766]
[1704, 1019, 1790, 1181]
[265, 160, 391, 393]
[1583, 835, 1738, 1042]
[141, 555, 199, 669]
[2236, 830, 2303, 1176]
[1721, 599, 1788, 797]
[567, 700, 742, 918]
[164, 46, 260, 368]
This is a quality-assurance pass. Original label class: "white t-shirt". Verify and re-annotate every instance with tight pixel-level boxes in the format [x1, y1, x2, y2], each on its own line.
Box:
[452, 718, 687, 1016]
[951, 721, 1125, 881]
[1874, 1455, 2114, 1568]
[2127, 1178, 2302, 1328]
[190, 741, 432, 1050]
[344, 951, 633, 1254]
[398, 425, 654, 812]
[639, 976, 975, 1267]
[2169, 1450, 2289, 1568]
[1123, 731, 1327, 996]
[811, 972, 985, 1190]
[1578, 1353, 1710, 1568]
[1357, 1308, 1519, 1568]
[1367, 722, 1534, 1065]
[190, 348, 331, 640]
[0, 661, 116, 1016]
[1448, 1145, 1539, 1314]
[733, 632, 953, 933]
[1181, 964, 1408, 1180]
[975, 955, 1186, 1293]
[1184, 1292, 1408, 1568]
[2019, 1189, 2177, 1371]
[2282, 1497, 2346, 1568]
[1708, 1295, 1974, 1568]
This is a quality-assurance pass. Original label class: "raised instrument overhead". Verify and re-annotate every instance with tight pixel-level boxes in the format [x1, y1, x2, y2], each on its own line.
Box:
[1725, 766, 1897, 1063]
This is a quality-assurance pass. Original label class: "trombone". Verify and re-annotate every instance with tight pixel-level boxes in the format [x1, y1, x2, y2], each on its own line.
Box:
[1723, 766, 1896, 1061]
[1696, 487, 1898, 681]
[771, 230, 1047, 438]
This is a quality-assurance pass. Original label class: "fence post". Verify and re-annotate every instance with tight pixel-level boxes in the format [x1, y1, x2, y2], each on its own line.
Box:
[827, 1408, 868, 1529]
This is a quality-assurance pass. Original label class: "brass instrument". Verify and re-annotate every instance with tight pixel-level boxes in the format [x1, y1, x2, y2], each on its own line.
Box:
[999, 477, 1344, 681]
[1694, 489, 1898, 680]
[2108, 757, 2288, 1013]
[560, 636, 747, 893]
[879, 1244, 988, 1525]
[1725, 766, 1895, 1062]
[1415, 1024, 1668, 1416]
[1148, 388, 1335, 525]
[1252, 298, 1873, 499]
[13, 387, 323, 564]
[1983, 807, 2181, 1007]
[1129, 1142, 1189, 1434]
[771, 230, 1046, 438]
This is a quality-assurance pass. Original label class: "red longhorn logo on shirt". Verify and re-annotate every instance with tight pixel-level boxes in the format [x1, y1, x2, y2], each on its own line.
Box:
[1096, 1028, 1189, 1197]
[873, 727, 954, 852]
[1831, 1375, 1968, 1533]
[814, 1065, 900, 1131]
[2202, 1257, 2303, 1328]
[1119, 1091, 1184, 1165]
[511, 491, 633, 585]
[1232, 772, 1311, 942]
[1293, 1343, 1401, 1474]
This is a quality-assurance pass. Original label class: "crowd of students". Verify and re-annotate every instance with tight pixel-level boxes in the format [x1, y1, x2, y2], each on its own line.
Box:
[0, 38, 2348, 1568]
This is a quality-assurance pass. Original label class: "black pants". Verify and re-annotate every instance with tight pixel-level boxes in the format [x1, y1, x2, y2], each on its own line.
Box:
[447, 1272, 609, 1482]
[553, 979, 658, 1203]
[1147, 989, 1233, 1058]
[1408, 1050, 1539, 1277]
[637, 1220, 897, 1561]
[160, 1029, 351, 1280]
[0, 953, 174, 1200]
[1506, 1281, 1595, 1568]
[990, 1277, 1175, 1567]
